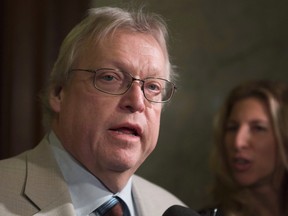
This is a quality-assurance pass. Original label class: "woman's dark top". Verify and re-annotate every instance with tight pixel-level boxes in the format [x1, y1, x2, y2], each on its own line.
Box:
[198, 207, 223, 216]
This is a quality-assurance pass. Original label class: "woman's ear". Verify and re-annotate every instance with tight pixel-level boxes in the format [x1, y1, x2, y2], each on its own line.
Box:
[49, 86, 63, 113]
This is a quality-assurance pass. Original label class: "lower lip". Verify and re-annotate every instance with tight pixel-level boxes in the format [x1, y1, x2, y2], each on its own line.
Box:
[231, 161, 251, 172]
[109, 130, 140, 141]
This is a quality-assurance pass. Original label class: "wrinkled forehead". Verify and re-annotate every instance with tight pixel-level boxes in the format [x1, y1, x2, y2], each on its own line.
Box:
[73, 29, 170, 77]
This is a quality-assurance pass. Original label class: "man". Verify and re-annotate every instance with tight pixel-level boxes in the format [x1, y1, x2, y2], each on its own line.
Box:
[0, 6, 185, 216]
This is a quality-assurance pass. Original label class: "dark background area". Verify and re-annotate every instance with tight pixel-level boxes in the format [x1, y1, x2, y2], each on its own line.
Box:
[1, 0, 288, 210]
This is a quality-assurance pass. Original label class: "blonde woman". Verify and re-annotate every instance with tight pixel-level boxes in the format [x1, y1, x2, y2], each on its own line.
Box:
[200, 80, 288, 216]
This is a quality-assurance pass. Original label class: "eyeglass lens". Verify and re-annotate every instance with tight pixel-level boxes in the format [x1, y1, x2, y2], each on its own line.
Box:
[93, 69, 174, 102]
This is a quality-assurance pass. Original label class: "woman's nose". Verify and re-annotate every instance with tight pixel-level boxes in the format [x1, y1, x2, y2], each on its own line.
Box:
[234, 127, 250, 150]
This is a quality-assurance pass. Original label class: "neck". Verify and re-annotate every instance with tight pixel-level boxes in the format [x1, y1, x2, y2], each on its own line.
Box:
[81, 162, 133, 194]
[92, 168, 135, 193]
[249, 183, 282, 216]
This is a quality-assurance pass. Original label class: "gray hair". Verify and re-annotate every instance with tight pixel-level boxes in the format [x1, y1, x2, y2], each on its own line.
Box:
[40, 6, 174, 130]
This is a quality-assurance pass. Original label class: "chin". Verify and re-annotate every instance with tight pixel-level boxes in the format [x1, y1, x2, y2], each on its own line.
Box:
[235, 178, 257, 187]
[108, 157, 139, 173]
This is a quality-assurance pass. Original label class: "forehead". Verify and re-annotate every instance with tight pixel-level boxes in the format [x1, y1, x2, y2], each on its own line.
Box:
[76, 30, 169, 78]
[229, 97, 270, 119]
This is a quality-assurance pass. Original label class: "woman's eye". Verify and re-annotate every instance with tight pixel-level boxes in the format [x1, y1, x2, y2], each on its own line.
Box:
[251, 125, 267, 132]
[225, 124, 238, 132]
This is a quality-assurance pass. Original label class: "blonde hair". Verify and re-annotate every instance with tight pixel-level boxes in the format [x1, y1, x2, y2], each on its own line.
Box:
[210, 80, 288, 215]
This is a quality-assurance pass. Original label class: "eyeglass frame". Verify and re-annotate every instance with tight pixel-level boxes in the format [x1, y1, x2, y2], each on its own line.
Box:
[70, 68, 177, 103]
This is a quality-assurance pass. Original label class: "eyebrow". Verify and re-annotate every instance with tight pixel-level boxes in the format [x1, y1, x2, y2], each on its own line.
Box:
[112, 64, 166, 79]
[226, 119, 269, 125]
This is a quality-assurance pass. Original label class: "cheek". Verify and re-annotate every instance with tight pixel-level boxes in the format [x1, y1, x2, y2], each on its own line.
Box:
[148, 111, 161, 141]
[263, 140, 278, 165]
[224, 134, 232, 152]
[59, 90, 111, 132]
[223, 135, 234, 165]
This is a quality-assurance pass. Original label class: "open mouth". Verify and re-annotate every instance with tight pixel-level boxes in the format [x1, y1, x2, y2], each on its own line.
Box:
[232, 157, 251, 171]
[110, 127, 139, 137]
[234, 158, 249, 164]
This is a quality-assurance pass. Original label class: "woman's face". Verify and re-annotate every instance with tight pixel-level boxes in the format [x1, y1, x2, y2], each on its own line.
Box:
[224, 97, 279, 187]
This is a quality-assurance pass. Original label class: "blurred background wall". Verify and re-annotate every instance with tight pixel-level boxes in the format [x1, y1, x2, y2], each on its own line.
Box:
[1, 0, 288, 211]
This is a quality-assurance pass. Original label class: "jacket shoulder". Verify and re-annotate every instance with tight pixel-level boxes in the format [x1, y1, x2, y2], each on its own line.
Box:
[0, 151, 39, 215]
[132, 175, 186, 216]
[0, 152, 27, 187]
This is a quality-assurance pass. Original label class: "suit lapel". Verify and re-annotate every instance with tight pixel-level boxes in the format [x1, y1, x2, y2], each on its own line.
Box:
[131, 176, 152, 216]
[24, 138, 76, 216]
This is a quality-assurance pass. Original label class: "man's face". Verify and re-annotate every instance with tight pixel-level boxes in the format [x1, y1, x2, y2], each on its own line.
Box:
[50, 30, 167, 184]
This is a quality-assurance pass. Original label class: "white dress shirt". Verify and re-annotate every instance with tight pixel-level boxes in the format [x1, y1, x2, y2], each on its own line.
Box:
[48, 131, 136, 216]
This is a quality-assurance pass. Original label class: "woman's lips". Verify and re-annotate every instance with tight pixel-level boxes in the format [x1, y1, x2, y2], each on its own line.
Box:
[231, 157, 252, 172]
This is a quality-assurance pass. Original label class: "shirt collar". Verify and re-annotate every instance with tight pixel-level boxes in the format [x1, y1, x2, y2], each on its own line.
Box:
[48, 131, 135, 216]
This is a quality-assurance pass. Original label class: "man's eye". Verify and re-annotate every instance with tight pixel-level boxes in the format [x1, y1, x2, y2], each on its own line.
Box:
[102, 74, 116, 81]
[145, 80, 162, 93]
[97, 72, 122, 82]
[147, 83, 160, 91]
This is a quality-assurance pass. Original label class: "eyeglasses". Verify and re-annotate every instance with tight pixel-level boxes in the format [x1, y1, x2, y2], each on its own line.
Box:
[70, 68, 176, 103]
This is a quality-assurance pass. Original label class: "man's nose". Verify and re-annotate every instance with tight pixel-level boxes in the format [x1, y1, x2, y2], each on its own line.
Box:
[120, 82, 145, 112]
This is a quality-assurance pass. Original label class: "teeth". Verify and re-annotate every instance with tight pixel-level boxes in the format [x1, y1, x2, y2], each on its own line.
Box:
[115, 128, 138, 136]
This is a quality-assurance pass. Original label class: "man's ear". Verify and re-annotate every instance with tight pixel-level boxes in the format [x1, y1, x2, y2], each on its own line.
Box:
[49, 86, 63, 113]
